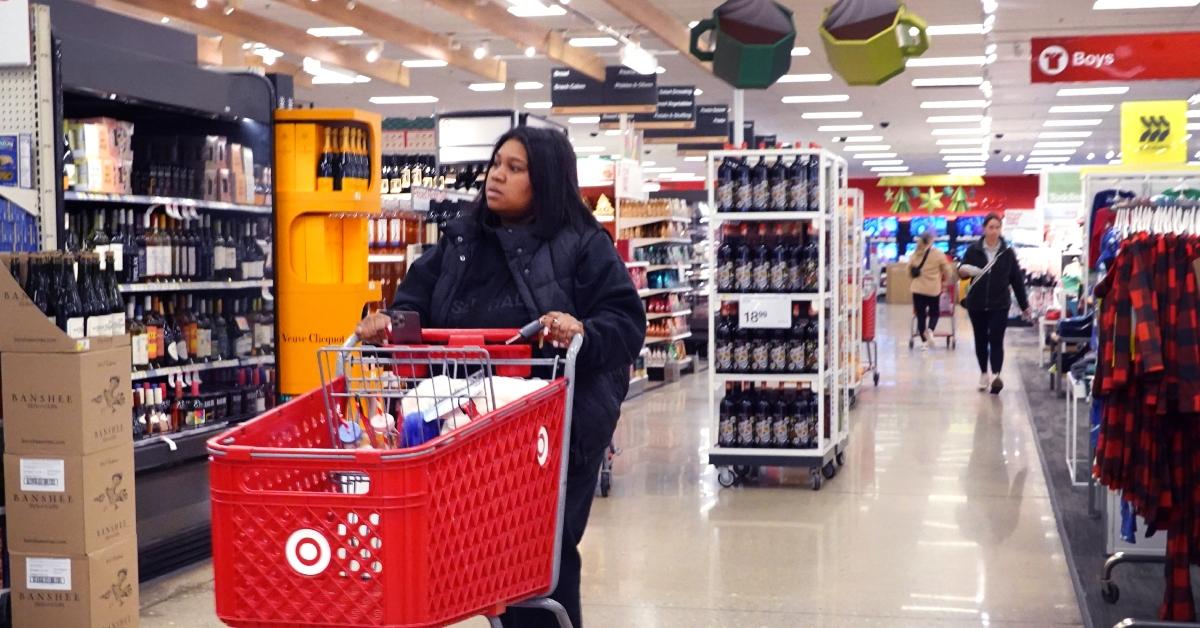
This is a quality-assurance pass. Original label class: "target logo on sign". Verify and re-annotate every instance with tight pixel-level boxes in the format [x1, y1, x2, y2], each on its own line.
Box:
[536, 426, 549, 467]
[285, 529, 332, 576]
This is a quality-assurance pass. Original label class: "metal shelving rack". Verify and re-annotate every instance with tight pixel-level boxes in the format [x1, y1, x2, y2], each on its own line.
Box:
[841, 189, 865, 406]
[705, 148, 850, 490]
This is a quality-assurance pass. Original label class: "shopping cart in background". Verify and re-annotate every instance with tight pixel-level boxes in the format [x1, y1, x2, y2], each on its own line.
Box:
[909, 281, 958, 350]
[208, 328, 581, 628]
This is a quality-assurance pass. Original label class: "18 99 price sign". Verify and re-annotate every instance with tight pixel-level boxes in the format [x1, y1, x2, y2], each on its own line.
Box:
[739, 297, 790, 329]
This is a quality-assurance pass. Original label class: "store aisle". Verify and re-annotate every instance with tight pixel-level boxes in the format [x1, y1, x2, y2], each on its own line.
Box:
[139, 304, 1081, 627]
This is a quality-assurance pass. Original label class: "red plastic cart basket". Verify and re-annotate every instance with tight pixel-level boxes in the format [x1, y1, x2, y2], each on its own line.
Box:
[208, 330, 581, 628]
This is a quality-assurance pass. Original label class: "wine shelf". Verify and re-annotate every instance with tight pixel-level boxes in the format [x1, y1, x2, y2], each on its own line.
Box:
[65, 191, 272, 215]
[119, 279, 273, 293]
[131, 354, 276, 381]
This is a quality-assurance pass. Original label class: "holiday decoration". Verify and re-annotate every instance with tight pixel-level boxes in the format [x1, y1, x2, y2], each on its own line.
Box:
[919, 186, 944, 212]
[946, 186, 970, 213]
[889, 187, 912, 213]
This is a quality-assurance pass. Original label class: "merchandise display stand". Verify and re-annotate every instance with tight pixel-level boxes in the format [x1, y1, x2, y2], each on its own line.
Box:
[840, 188, 865, 407]
[705, 148, 849, 491]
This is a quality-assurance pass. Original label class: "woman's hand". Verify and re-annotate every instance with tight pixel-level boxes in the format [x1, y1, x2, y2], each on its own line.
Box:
[355, 312, 392, 345]
[539, 311, 585, 349]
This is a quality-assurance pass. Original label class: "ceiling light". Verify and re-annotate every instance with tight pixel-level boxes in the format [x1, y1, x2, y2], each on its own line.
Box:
[573, 146, 606, 153]
[514, 81, 543, 90]
[223, 1, 236, 15]
[845, 136, 884, 142]
[937, 138, 989, 145]
[926, 24, 984, 36]
[684, 156, 706, 162]
[801, 111, 862, 119]
[932, 127, 989, 136]
[620, 42, 658, 75]
[525, 46, 537, 57]
[1044, 118, 1104, 127]
[568, 116, 600, 124]
[986, 53, 998, 64]
[641, 161, 656, 167]
[346, 0, 357, 8]
[913, 77, 984, 87]
[1049, 104, 1115, 113]
[985, 43, 998, 55]
[921, 100, 989, 109]
[1105, 150, 1116, 159]
[863, 159, 905, 166]
[688, 20, 699, 28]
[853, 153, 897, 159]
[1189, 123, 1200, 131]
[403, 59, 449, 68]
[1028, 156, 1072, 163]
[1039, 131, 1093, 139]
[979, 80, 994, 98]
[906, 56, 986, 67]
[942, 148, 987, 154]
[1094, 0, 1200, 9]
[307, 26, 363, 37]
[365, 44, 383, 63]
[871, 166, 911, 172]
[643, 166, 677, 173]
[193, 0, 208, 8]
[1016, 154, 1026, 161]
[1003, 154, 1012, 162]
[792, 47, 811, 56]
[312, 75, 372, 85]
[694, 88, 703, 96]
[473, 42, 490, 60]
[1109, 159, 1124, 165]
[507, 3, 566, 17]
[1087, 152, 1096, 160]
[469, 82, 506, 92]
[1186, 110, 1200, 118]
[603, 129, 622, 136]
[1057, 86, 1130, 97]
[1031, 149, 1077, 156]
[369, 95, 438, 104]
[846, 145, 891, 152]
[781, 94, 850, 104]
[876, 172, 913, 178]
[777, 73, 834, 83]
[927, 114, 984, 124]
[525, 101, 552, 109]
[818, 124, 873, 132]
[569, 37, 618, 48]
[949, 168, 987, 175]
[1035, 141, 1085, 148]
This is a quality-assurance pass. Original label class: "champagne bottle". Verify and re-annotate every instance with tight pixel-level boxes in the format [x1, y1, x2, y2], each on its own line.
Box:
[318, 126, 336, 192]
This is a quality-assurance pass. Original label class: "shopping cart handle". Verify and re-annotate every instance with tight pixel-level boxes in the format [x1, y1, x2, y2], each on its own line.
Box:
[344, 334, 360, 348]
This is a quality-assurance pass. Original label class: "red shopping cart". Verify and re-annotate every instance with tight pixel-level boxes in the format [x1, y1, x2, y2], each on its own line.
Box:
[208, 328, 581, 628]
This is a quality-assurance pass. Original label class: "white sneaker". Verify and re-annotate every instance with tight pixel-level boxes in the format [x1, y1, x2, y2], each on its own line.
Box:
[923, 330, 934, 344]
[978, 373, 990, 390]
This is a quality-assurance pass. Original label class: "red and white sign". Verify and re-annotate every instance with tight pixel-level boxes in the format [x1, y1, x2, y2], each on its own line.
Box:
[1031, 32, 1200, 83]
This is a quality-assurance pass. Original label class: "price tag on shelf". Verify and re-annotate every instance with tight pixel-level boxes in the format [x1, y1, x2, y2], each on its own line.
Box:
[738, 296, 790, 329]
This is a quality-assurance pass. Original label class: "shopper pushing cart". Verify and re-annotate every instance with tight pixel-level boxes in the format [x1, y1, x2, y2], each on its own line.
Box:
[907, 230, 955, 351]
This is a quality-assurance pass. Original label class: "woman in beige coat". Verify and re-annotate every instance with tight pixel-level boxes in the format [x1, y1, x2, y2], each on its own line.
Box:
[908, 230, 953, 350]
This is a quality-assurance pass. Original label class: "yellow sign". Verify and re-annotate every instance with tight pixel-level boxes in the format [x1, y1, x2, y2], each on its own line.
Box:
[1120, 100, 1188, 166]
[875, 175, 984, 187]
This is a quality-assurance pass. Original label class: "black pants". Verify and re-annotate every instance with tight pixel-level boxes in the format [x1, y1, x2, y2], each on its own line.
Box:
[913, 293, 940, 336]
[968, 308, 1009, 374]
[500, 441, 606, 628]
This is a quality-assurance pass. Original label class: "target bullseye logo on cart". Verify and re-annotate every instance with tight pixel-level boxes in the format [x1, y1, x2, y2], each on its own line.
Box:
[285, 529, 331, 576]
[536, 426, 549, 467]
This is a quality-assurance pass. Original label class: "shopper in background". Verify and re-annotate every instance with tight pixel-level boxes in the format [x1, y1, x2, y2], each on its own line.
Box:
[959, 213, 1031, 394]
[355, 126, 646, 628]
[908, 230, 952, 351]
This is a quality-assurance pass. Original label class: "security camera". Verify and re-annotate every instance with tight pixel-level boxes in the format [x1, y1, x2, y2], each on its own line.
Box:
[994, 133, 1005, 139]
[589, 131, 599, 137]
[880, 121, 891, 128]
[993, 149, 1002, 154]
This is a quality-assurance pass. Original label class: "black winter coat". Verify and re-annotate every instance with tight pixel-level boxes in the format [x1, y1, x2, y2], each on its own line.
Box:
[389, 213, 647, 458]
[960, 238, 1030, 313]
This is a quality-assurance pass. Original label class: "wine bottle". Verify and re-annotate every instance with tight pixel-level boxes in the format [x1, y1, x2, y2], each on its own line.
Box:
[212, 298, 230, 360]
[318, 126, 336, 192]
[334, 127, 349, 192]
[59, 256, 86, 339]
[128, 298, 149, 369]
[196, 298, 213, 362]
[145, 296, 163, 367]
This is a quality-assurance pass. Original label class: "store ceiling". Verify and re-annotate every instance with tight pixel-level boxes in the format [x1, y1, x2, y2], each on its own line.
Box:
[130, 0, 1200, 180]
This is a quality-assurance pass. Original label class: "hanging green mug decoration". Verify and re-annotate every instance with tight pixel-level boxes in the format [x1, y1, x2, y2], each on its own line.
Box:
[690, 0, 797, 89]
[819, 0, 929, 86]
[889, 187, 912, 214]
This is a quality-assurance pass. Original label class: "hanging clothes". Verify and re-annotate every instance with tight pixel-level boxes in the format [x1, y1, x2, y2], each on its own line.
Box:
[1093, 223, 1200, 621]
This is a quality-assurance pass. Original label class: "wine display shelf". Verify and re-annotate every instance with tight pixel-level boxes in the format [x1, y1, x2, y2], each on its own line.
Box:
[119, 279, 273, 293]
[131, 354, 275, 381]
[65, 191, 272, 215]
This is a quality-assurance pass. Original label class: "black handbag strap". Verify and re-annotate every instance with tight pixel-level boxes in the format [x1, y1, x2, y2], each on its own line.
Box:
[915, 246, 932, 271]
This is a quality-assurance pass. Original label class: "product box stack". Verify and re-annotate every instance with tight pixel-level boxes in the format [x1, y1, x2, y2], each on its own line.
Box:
[0, 257, 139, 628]
[65, 117, 135, 194]
[202, 136, 256, 204]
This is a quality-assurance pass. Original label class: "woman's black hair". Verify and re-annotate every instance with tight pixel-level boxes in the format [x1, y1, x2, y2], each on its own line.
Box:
[473, 126, 599, 239]
[983, 212, 1003, 228]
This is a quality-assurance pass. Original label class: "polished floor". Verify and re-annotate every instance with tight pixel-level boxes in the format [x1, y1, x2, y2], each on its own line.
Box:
[139, 304, 1081, 627]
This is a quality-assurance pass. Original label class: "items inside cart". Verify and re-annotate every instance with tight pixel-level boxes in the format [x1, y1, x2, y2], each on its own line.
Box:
[207, 324, 582, 628]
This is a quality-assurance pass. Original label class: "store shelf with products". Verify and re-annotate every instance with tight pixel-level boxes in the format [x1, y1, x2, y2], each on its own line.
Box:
[646, 331, 693, 344]
[646, 308, 692, 321]
[65, 191, 272, 215]
[119, 279, 273, 293]
[706, 148, 851, 491]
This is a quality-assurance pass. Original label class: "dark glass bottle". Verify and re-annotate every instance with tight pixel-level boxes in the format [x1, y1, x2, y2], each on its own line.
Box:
[734, 225, 753, 292]
[737, 384, 755, 447]
[788, 155, 809, 212]
[751, 156, 769, 212]
[716, 226, 735, 292]
[733, 157, 752, 212]
[802, 225, 820, 292]
[754, 386, 774, 447]
[752, 224, 771, 293]
[768, 156, 788, 211]
[718, 383, 737, 447]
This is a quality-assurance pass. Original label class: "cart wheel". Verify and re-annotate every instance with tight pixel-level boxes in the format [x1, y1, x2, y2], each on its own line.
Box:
[599, 471, 612, 498]
[809, 468, 823, 491]
[822, 461, 837, 479]
[717, 468, 737, 488]
[946, 337, 952, 348]
[836, 451, 846, 467]
[873, 372, 880, 386]
[908, 338, 914, 349]
[1100, 581, 1119, 604]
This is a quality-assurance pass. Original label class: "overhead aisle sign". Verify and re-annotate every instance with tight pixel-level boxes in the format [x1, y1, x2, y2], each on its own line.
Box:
[1120, 100, 1188, 166]
[1031, 32, 1200, 82]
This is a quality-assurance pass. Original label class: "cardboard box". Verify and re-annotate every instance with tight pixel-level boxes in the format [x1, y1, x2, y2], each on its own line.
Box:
[2, 346, 132, 457]
[886, 263, 914, 305]
[5, 447, 136, 554]
[11, 538, 139, 628]
[0, 257, 129, 354]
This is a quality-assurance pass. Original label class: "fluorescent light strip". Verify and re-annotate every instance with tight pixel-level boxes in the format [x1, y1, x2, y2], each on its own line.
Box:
[921, 100, 990, 109]
[818, 124, 874, 132]
[369, 95, 438, 104]
[524, 101, 552, 109]
[776, 73, 833, 83]
[931, 127, 989, 136]
[1030, 149, 1078, 156]
[1034, 141, 1085, 148]
[876, 172, 913, 178]
[403, 59, 449, 68]
[514, 81, 543, 90]
[568, 116, 600, 124]
[871, 166, 911, 172]
[926, 23, 984, 35]
[307, 26, 364, 37]
[568, 37, 618, 47]
[862, 160, 905, 166]
[573, 146, 606, 153]
[845, 136, 884, 142]
[1028, 156, 1072, 163]
[469, 83, 506, 92]
[791, 47, 811, 56]
[948, 168, 987, 175]
[801, 111, 863, 119]
[1094, 0, 1200, 9]
[853, 153, 896, 159]
[1187, 110, 1200, 118]
[642, 166, 677, 173]
[1057, 86, 1130, 97]
[846, 145, 891, 152]
[941, 147, 987, 154]
[1049, 104, 1115, 113]
[913, 77, 984, 88]
[907, 56, 986, 67]
[927, 114, 984, 124]
[507, 3, 566, 17]
[1039, 131, 1093, 139]
[781, 94, 850, 104]
[683, 156, 706, 162]
[937, 138, 989, 145]
[1044, 119, 1104, 127]
[1188, 122, 1200, 131]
